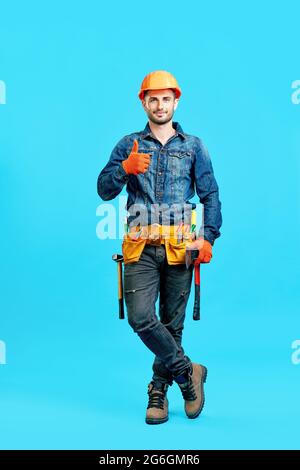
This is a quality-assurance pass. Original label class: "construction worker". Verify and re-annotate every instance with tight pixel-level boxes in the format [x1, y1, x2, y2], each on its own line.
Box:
[97, 70, 222, 425]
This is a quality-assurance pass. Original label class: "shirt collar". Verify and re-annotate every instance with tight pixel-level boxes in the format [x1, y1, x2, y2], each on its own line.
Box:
[140, 121, 186, 140]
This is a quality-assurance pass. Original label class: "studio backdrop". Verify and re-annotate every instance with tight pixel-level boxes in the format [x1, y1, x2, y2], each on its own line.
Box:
[0, 0, 300, 450]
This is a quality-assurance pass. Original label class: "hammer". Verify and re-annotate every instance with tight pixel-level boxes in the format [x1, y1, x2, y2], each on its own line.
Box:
[112, 254, 125, 319]
[185, 249, 201, 321]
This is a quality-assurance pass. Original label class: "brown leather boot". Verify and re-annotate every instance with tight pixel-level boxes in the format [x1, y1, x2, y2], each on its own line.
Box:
[145, 382, 169, 425]
[175, 363, 207, 419]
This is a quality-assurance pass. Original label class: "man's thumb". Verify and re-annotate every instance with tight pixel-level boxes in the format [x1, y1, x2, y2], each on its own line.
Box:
[131, 139, 139, 154]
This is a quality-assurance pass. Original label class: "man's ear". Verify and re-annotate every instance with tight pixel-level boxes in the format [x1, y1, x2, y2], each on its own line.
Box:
[142, 99, 148, 111]
[174, 99, 179, 110]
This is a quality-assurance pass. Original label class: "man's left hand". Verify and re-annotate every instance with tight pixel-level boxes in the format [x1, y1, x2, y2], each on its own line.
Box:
[187, 238, 212, 265]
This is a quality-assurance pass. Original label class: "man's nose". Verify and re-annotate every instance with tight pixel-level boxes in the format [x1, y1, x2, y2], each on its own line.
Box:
[157, 100, 164, 109]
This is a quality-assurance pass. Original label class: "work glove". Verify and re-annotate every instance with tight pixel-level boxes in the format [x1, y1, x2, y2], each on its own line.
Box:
[187, 238, 212, 265]
[122, 139, 151, 175]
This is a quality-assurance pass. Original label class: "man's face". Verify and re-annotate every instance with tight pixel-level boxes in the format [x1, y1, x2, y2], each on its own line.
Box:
[142, 89, 178, 125]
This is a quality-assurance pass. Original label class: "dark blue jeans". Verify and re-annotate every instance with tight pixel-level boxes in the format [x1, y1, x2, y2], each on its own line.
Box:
[124, 244, 193, 386]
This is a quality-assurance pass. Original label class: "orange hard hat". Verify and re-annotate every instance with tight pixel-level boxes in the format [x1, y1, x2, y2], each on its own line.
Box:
[138, 70, 181, 100]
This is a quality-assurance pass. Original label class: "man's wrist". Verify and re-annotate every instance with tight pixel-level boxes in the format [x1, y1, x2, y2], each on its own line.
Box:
[121, 160, 129, 174]
[204, 236, 214, 246]
[196, 237, 214, 248]
[116, 162, 129, 181]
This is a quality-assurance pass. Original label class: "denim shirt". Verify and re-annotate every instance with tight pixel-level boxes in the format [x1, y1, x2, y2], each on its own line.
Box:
[97, 121, 222, 245]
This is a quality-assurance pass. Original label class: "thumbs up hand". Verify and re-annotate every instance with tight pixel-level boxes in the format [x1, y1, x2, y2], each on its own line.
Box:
[122, 140, 151, 175]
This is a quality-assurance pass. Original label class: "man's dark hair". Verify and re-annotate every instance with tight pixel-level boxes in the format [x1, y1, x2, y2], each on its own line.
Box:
[144, 89, 176, 99]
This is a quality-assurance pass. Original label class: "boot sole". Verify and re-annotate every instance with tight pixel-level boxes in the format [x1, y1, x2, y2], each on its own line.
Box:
[145, 416, 169, 425]
[187, 365, 207, 419]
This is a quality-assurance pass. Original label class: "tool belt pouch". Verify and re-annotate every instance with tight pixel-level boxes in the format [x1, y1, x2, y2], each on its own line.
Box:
[122, 235, 147, 264]
[165, 237, 186, 265]
[165, 233, 195, 265]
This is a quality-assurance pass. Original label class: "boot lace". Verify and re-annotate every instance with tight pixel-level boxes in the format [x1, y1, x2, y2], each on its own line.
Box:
[147, 384, 167, 410]
[179, 376, 197, 401]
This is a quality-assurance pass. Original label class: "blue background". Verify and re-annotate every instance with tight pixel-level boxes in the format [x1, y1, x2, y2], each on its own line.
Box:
[1, 0, 300, 450]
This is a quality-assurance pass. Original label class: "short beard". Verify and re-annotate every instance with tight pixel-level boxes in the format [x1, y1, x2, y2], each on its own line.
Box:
[148, 110, 174, 126]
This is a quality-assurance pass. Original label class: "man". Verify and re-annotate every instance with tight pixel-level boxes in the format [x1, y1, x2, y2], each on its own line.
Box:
[97, 70, 222, 425]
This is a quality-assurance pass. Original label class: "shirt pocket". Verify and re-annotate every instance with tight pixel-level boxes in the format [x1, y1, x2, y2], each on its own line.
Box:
[168, 150, 193, 176]
[126, 145, 156, 155]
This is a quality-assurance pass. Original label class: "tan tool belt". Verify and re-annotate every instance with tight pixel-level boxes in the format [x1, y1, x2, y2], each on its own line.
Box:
[122, 224, 196, 265]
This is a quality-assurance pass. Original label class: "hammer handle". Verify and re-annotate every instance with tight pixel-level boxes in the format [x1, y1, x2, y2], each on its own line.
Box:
[117, 262, 125, 319]
[193, 264, 200, 321]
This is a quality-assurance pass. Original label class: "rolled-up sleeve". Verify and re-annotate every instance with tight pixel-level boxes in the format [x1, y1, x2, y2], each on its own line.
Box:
[97, 138, 129, 201]
[194, 139, 222, 245]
